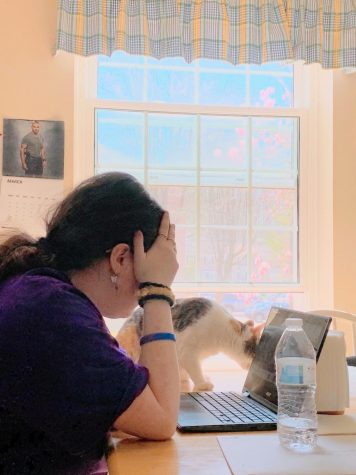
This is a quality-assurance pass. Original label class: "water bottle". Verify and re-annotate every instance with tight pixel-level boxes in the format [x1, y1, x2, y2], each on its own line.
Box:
[275, 317, 318, 452]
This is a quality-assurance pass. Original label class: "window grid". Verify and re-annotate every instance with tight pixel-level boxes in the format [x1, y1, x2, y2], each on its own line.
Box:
[95, 109, 298, 287]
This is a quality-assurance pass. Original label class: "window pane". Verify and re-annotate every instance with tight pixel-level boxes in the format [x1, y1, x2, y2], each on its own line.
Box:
[96, 110, 144, 169]
[97, 66, 144, 101]
[252, 188, 295, 227]
[200, 187, 247, 226]
[201, 117, 248, 170]
[148, 114, 197, 168]
[252, 230, 295, 283]
[199, 72, 247, 106]
[147, 69, 195, 104]
[252, 117, 297, 171]
[199, 229, 247, 282]
[175, 226, 197, 282]
[147, 185, 196, 225]
[250, 75, 293, 108]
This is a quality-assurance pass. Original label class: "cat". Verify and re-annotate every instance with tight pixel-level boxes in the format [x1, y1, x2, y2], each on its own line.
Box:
[116, 297, 264, 391]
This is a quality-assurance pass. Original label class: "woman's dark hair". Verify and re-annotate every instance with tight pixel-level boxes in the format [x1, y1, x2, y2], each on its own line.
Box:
[0, 172, 163, 282]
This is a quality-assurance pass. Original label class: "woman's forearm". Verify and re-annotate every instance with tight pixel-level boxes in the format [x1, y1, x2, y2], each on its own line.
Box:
[138, 299, 180, 423]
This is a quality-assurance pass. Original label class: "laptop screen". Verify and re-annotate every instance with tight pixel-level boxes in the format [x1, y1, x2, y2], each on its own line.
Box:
[242, 307, 332, 412]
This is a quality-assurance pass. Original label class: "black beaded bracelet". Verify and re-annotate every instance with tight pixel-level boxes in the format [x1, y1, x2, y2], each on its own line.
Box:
[138, 293, 175, 308]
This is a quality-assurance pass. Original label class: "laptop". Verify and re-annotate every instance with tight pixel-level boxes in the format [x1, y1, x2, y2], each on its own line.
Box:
[177, 306, 332, 433]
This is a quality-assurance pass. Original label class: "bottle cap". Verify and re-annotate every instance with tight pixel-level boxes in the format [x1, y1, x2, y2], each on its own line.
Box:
[285, 317, 303, 327]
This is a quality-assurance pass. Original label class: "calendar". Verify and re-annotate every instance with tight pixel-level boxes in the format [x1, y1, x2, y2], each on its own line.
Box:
[0, 176, 63, 237]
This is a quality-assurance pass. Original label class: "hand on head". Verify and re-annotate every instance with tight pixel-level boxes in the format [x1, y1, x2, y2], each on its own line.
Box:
[133, 212, 178, 287]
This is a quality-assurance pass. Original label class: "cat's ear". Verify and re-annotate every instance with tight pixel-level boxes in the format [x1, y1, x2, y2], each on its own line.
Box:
[251, 322, 265, 339]
[230, 319, 265, 338]
[229, 318, 243, 334]
[242, 320, 265, 339]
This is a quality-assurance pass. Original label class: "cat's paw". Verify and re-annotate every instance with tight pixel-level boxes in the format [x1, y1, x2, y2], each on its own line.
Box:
[193, 380, 214, 391]
[179, 367, 190, 382]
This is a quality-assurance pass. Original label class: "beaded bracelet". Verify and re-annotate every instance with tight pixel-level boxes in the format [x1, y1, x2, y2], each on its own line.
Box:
[137, 285, 175, 308]
[138, 293, 175, 307]
[140, 332, 176, 346]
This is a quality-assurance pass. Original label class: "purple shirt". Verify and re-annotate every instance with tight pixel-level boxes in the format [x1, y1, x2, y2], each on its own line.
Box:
[0, 268, 148, 474]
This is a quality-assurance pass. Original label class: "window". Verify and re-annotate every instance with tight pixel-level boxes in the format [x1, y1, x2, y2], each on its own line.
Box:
[75, 52, 331, 332]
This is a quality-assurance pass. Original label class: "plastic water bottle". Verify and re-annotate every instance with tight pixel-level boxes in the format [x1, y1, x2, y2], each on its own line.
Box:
[275, 317, 318, 452]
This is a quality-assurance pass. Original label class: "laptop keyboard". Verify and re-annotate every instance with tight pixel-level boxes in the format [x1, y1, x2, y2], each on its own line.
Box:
[189, 391, 276, 424]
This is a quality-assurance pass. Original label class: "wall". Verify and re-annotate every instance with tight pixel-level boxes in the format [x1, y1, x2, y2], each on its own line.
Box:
[0, 0, 74, 190]
[333, 72, 356, 313]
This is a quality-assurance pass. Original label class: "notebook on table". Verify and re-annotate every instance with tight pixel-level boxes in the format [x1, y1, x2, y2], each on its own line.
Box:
[177, 306, 332, 433]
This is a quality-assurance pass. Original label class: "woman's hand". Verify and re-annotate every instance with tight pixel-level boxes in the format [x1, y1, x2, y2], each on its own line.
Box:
[133, 212, 179, 287]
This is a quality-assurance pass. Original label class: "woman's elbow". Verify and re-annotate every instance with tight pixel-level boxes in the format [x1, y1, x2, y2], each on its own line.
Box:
[150, 420, 177, 441]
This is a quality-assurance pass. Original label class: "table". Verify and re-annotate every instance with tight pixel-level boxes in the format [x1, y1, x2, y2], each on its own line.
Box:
[107, 367, 356, 475]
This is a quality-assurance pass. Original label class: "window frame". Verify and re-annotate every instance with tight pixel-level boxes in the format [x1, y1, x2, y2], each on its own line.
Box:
[74, 56, 333, 310]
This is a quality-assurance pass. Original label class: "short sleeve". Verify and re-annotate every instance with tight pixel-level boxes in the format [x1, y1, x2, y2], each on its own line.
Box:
[12, 281, 148, 456]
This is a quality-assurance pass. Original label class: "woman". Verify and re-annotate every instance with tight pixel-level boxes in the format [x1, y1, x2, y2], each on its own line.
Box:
[0, 172, 180, 474]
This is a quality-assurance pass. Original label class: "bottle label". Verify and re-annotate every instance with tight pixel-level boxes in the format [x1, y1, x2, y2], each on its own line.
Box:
[276, 357, 316, 385]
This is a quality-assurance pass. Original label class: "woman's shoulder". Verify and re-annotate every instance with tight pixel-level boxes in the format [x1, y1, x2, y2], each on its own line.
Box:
[4, 267, 76, 299]
[0, 267, 101, 325]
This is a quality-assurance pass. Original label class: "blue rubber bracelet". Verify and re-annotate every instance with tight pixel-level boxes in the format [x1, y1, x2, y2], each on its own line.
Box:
[140, 332, 176, 346]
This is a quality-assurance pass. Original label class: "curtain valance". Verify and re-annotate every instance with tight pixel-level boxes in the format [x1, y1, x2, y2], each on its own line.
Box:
[56, 0, 356, 69]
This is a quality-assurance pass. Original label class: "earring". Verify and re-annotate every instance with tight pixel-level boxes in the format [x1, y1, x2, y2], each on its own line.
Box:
[110, 274, 118, 290]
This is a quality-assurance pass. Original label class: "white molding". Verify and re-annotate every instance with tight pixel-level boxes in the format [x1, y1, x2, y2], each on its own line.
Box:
[294, 64, 334, 311]
[85, 100, 303, 118]
[74, 56, 97, 185]
[314, 67, 334, 309]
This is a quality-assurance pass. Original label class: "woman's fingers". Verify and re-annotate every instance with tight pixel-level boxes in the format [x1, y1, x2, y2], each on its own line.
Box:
[133, 230, 145, 261]
[167, 223, 175, 241]
[167, 224, 177, 253]
[158, 211, 170, 238]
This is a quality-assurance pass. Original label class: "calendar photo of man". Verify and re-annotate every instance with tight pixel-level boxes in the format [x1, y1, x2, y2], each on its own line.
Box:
[2, 118, 64, 179]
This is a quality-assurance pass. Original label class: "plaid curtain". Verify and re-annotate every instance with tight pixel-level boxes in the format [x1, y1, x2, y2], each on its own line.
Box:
[56, 0, 356, 69]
